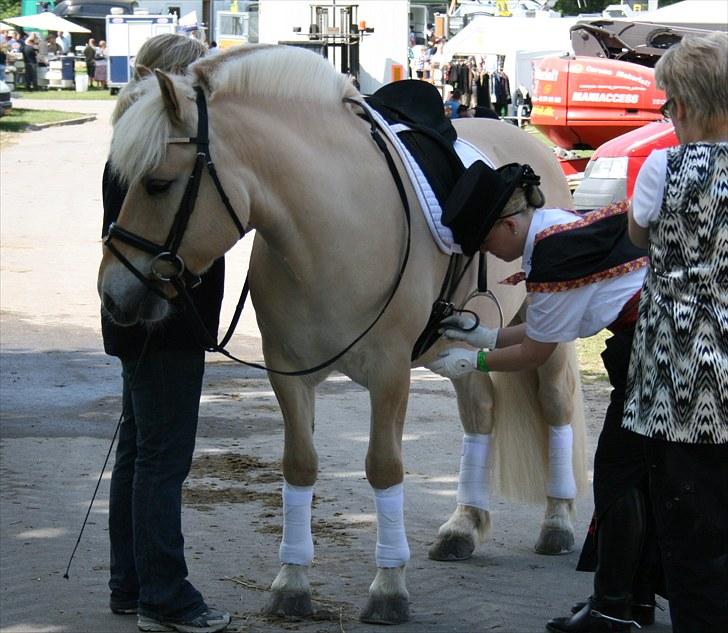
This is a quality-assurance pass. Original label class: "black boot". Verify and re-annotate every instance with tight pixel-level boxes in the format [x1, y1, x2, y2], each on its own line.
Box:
[547, 489, 645, 633]
[629, 583, 657, 626]
[547, 597, 634, 633]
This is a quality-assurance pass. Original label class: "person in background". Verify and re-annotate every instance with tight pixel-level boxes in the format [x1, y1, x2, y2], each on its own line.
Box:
[0, 42, 7, 82]
[46, 33, 62, 56]
[207, 40, 220, 55]
[59, 31, 71, 54]
[429, 161, 660, 632]
[622, 31, 728, 633]
[83, 38, 96, 86]
[22, 33, 39, 91]
[444, 88, 462, 119]
[94, 40, 108, 89]
[103, 33, 230, 633]
[7, 30, 22, 52]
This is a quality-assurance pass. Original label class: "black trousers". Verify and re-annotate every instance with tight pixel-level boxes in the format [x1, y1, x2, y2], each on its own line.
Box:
[24, 63, 37, 90]
[643, 436, 728, 633]
[576, 328, 662, 597]
[593, 328, 648, 516]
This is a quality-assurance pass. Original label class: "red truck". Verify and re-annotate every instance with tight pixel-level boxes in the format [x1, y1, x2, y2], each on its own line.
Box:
[529, 18, 708, 208]
[572, 119, 678, 210]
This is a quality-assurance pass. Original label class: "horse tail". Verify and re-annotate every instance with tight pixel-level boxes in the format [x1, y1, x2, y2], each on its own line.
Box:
[490, 342, 587, 503]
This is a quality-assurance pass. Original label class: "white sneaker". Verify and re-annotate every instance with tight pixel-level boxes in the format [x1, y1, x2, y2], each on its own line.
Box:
[137, 607, 231, 633]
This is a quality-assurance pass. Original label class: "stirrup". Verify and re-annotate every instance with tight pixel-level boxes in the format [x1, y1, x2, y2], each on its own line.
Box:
[590, 609, 641, 629]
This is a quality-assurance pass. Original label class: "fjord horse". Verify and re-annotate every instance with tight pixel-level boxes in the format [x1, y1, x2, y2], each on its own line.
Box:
[98, 45, 586, 624]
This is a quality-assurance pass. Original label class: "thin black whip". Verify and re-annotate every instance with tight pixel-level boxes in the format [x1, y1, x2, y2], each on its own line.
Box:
[63, 333, 152, 579]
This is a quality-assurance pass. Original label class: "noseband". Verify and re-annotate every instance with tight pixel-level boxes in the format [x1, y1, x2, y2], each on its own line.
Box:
[104, 87, 247, 298]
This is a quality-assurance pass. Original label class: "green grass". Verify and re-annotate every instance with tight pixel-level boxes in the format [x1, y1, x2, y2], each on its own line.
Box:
[576, 330, 609, 383]
[13, 87, 117, 101]
[525, 124, 554, 147]
[0, 108, 88, 133]
[526, 124, 594, 158]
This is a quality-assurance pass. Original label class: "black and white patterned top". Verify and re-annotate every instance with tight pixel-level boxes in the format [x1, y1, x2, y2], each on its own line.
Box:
[623, 143, 728, 443]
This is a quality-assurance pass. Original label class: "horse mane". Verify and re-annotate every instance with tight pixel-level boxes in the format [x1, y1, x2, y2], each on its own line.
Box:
[193, 44, 358, 105]
[110, 45, 359, 186]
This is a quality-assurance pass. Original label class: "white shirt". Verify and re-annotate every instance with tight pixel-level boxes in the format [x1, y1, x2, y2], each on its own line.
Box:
[523, 208, 646, 343]
[632, 149, 668, 227]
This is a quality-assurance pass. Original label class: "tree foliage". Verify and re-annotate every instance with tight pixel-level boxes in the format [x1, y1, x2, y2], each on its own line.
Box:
[1, 0, 22, 20]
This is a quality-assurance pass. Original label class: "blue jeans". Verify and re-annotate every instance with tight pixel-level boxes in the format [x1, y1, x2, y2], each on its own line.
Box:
[108, 348, 207, 621]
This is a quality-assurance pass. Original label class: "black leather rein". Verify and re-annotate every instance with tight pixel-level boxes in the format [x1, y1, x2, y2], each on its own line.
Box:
[103, 89, 412, 377]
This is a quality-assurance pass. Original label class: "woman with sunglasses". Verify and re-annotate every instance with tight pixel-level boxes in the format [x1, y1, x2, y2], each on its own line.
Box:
[622, 32, 728, 633]
[428, 161, 659, 632]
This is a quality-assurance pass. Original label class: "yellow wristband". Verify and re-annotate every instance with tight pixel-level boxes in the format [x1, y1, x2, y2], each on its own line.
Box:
[477, 350, 490, 373]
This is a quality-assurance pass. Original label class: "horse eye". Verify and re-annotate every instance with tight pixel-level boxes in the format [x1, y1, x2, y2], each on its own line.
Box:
[145, 179, 174, 195]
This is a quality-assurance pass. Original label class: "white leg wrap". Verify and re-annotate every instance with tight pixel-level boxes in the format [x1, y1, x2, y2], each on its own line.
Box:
[374, 483, 410, 568]
[279, 481, 314, 566]
[456, 433, 491, 510]
[547, 424, 576, 499]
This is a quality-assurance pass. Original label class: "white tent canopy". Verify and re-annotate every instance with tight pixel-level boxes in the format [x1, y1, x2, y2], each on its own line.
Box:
[4, 12, 91, 33]
[443, 15, 577, 58]
[442, 15, 577, 93]
[631, 1, 728, 31]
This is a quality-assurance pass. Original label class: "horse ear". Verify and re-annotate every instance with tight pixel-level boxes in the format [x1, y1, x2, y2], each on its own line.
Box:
[155, 69, 183, 126]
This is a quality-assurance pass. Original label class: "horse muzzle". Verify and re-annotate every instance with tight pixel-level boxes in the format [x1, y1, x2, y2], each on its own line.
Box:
[99, 254, 174, 326]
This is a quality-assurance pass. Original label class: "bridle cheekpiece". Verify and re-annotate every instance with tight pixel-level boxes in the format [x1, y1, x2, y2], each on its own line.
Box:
[104, 87, 247, 298]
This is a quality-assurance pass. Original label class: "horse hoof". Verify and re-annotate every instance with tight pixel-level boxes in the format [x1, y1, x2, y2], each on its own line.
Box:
[264, 590, 314, 618]
[534, 526, 575, 555]
[428, 534, 475, 561]
[360, 594, 410, 625]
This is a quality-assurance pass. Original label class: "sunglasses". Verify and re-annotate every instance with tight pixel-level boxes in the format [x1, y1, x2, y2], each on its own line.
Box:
[660, 98, 674, 120]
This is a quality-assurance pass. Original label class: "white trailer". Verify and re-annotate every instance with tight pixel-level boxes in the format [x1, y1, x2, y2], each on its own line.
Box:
[106, 12, 178, 93]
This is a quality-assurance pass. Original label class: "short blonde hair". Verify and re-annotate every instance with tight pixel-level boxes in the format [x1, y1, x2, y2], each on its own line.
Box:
[500, 183, 545, 218]
[112, 34, 206, 123]
[655, 32, 728, 131]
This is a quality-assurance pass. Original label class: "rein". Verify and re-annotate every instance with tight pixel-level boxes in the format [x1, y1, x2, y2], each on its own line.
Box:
[104, 89, 412, 377]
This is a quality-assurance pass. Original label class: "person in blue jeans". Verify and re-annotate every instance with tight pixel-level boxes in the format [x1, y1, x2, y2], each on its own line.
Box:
[102, 33, 230, 633]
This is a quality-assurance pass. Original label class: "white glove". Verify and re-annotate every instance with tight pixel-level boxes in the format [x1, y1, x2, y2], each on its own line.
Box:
[439, 315, 499, 350]
[427, 348, 479, 380]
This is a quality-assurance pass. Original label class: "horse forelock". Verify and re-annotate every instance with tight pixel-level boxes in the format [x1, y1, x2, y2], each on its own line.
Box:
[193, 44, 358, 107]
[109, 75, 196, 186]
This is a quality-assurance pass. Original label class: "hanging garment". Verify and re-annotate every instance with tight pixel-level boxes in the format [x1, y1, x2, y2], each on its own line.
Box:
[475, 72, 491, 109]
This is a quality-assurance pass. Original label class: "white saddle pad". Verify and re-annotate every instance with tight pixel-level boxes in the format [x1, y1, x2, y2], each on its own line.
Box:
[364, 103, 495, 255]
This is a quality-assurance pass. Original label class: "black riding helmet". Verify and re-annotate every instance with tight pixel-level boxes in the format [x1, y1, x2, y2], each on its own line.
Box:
[442, 161, 542, 256]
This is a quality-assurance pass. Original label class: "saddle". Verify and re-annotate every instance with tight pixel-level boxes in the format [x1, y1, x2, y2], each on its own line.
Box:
[366, 80, 464, 209]
[365, 81, 490, 360]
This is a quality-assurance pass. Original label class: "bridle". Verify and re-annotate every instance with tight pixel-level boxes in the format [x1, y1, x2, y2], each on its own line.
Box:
[104, 87, 247, 300]
[103, 88, 415, 376]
